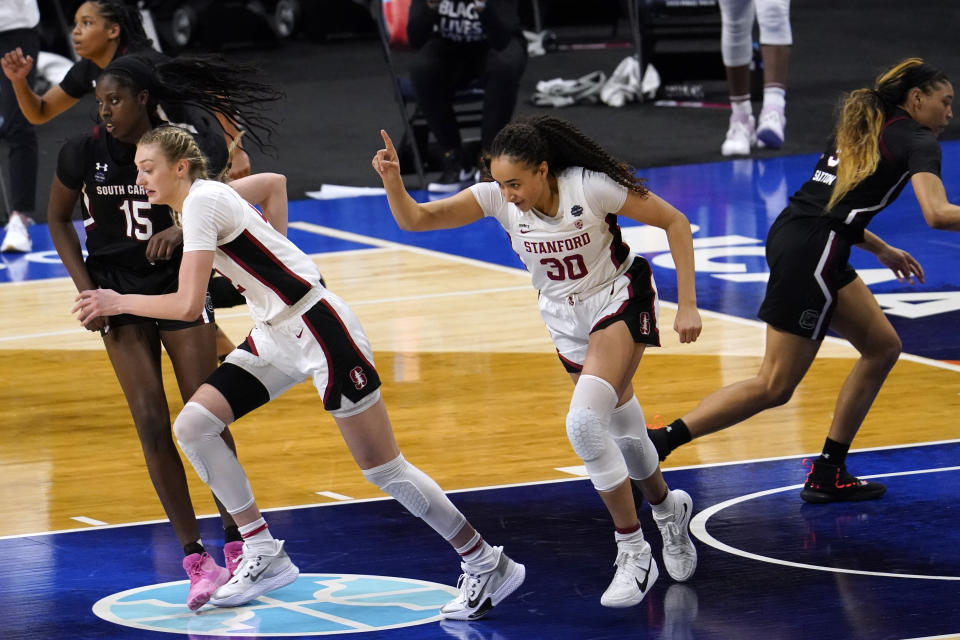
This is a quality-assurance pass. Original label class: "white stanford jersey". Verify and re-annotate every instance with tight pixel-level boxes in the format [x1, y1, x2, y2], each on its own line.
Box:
[470, 167, 632, 300]
[181, 179, 323, 323]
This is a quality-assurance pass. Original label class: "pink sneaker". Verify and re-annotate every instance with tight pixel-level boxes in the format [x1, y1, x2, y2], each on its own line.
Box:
[183, 552, 230, 610]
[223, 540, 244, 575]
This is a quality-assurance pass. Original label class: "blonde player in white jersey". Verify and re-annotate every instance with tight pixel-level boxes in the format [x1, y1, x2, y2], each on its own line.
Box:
[373, 115, 702, 608]
[74, 126, 525, 621]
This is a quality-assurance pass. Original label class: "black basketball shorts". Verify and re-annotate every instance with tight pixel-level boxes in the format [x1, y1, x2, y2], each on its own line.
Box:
[86, 256, 215, 331]
[757, 215, 857, 341]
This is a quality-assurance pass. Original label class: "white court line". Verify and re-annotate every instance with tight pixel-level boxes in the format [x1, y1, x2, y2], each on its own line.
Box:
[5, 438, 959, 541]
[315, 491, 354, 500]
[690, 464, 960, 581]
[71, 516, 108, 526]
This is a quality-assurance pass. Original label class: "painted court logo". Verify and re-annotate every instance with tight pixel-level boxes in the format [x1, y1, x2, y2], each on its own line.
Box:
[92, 573, 458, 636]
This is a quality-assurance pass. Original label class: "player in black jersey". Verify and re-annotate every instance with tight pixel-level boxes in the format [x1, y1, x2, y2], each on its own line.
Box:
[650, 58, 957, 502]
[47, 53, 283, 610]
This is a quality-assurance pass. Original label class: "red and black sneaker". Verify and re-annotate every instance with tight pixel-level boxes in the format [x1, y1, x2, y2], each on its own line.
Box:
[800, 459, 886, 503]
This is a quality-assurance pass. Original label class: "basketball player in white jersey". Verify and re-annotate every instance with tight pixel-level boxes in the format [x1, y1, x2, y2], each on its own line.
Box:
[373, 115, 702, 608]
[74, 126, 525, 621]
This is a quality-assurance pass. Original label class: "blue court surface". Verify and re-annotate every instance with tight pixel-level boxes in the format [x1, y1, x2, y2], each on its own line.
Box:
[1, 441, 958, 639]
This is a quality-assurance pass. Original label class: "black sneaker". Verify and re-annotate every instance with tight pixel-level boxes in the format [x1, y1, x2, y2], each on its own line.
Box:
[428, 150, 475, 193]
[800, 460, 886, 503]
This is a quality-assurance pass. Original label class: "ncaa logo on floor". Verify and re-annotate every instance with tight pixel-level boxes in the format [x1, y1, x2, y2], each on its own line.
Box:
[92, 573, 459, 636]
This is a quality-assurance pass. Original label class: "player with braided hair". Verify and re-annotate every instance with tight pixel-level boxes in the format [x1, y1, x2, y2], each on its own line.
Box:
[2, 0, 153, 124]
[0, 0, 158, 252]
[649, 58, 955, 504]
[373, 115, 703, 608]
[1, 0, 258, 181]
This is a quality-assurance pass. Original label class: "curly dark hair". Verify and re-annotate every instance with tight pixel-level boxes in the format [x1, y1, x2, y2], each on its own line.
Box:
[486, 116, 647, 195]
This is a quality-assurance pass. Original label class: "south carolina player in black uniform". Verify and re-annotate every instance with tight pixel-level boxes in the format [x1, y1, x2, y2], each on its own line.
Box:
[650, 58, 957, 502]
[47, 54, 283, 611]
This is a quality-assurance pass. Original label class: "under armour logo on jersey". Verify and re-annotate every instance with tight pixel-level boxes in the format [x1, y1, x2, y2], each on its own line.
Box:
[570, 205, 583, 217]
[95, 163, 109, 171]
[349, 366, 368, 390]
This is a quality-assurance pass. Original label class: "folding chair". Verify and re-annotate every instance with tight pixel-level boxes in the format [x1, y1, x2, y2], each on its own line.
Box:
[372, 0, 485, 188]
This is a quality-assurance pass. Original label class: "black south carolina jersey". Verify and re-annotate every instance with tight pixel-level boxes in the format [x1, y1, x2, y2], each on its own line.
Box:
[784, 110, 942, 244]
[57, 125, 176, 271]
[56, 123, 228, 271]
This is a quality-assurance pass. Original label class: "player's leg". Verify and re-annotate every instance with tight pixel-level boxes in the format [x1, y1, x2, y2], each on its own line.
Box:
[800, 277, 898, 502]
[103, 322, 230, 609]
[160, 322, 243, 571]
[605, 369, 698, 585]
[573, 322, 664, 606]
[650, 324, 820, 462]
[176, 350, 303, 607]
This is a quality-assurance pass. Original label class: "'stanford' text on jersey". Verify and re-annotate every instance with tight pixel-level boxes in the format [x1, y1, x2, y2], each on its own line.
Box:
[470, 167, 632, 299]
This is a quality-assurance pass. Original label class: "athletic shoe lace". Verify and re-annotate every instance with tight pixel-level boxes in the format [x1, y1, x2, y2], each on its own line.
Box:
[610, 550, 639, 585]
[660, 518, 683, 543]
[185, 555, 206, 579]
[454, 570, 483, 603]
[227, 551, 244, 573]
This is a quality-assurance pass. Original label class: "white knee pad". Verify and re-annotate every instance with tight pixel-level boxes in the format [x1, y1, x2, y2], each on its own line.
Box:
[566, 375, 627, 492]
[756, 0, 792, 46]
[719, 0, 755, 67]
[362, 454, 466, 540]
[174, 402, 254, 514]
[609, 396, 660, 481]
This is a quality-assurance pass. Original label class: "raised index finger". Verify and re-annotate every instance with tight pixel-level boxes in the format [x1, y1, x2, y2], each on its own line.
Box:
[380, 129, 396, 151]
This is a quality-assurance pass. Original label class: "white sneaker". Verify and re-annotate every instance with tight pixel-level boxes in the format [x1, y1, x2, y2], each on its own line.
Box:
[208, 539, 299, 607]
[653, 489, 697, 582]
[600, 540, 659, 608]
[1, 214, 32, 253]
[720, 115, 755, 156]
[440, 546, 526, 621]
[756, 109, 786, 149]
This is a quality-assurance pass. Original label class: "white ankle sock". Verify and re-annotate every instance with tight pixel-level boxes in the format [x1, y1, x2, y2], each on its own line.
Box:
[650, 489, 677, 519]
[762, 85, 786, 112]
[614, 527, 647, 551]
[239, 518, 275, 550]
[457, 532, 497, 572]
[730, 96, 753, 120]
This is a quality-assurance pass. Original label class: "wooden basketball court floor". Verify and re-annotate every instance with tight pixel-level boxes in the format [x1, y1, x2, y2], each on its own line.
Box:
[1, 148, 958, 639]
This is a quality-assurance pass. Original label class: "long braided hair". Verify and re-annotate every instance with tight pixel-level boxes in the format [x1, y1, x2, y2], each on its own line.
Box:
[486, 116, 648, 196]
[78, 0, 154, 53]
[101, 53, 284, 154]
[827, 58, 949, 212]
